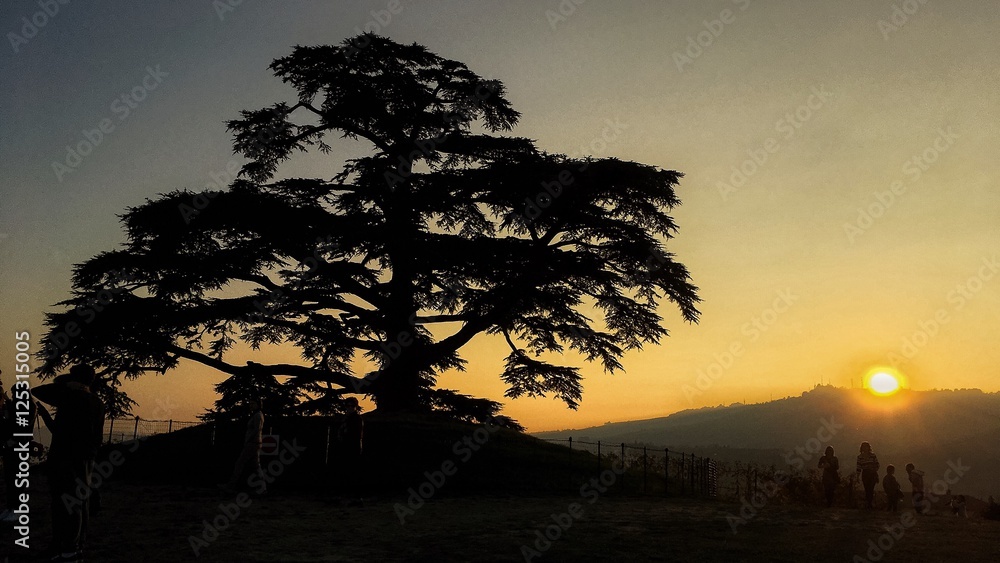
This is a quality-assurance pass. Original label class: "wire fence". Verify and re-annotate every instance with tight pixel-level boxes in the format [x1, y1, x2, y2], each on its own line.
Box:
[102, 417, 201, 444]
[29, 416, 202, 448]
[543, 438, 719, 499]
[537, 439, 831, 505]
[31, 416, 831, 505]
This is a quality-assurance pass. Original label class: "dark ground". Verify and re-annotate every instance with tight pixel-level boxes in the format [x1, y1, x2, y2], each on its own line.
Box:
[3, 480, 1000, 562]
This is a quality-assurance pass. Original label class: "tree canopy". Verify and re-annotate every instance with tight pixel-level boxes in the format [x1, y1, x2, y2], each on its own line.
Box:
[38, 34, 700, 426]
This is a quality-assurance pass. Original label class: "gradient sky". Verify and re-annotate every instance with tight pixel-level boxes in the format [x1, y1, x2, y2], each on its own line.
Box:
[1, 1, 998, 431]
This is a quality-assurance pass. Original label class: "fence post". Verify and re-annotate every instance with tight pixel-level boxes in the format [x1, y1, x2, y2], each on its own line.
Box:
[168, 419, 173, 433]
[748, 468, 752, 498]
[706, 458, 711, 497]
[107, 417, 115, 443]
[704, 458, 708, 496]
[324, 424, 331, 466]
[568, 436, 572, 451]
[680, 453, 685, 494]
[597, 441, 601, 473]
[643, 447, 648, 495]
[620, 443, 626, 491]
[690, 453, 695, 492]
[701, 458, 706, 496]
[664, 449, 669, 496]
[709, 458, 717, 498]
[133, 416, 140, 441]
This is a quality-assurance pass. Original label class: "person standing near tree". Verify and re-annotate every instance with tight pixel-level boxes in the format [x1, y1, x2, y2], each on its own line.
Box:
[338, 397, 364, 464]
[32, 365, 106, 563]
[855, 441, 880, 510]
[337, 397, 365, 503]
[221, 398, 266, 494]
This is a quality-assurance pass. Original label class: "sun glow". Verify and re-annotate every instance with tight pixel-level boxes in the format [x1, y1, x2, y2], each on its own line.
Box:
[866, 369, 902, 396]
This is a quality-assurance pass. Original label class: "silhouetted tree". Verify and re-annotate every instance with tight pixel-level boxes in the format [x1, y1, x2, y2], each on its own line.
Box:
[37, 34, 700, 426]
[200, 361, 301, 422]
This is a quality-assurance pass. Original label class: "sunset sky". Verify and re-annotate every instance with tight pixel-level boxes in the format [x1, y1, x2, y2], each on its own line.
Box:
[1, 1, 998, 432]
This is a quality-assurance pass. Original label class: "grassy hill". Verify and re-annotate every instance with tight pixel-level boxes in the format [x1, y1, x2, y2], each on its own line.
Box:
[534, 386, 1000, 497]
[101, 411, 631, 496]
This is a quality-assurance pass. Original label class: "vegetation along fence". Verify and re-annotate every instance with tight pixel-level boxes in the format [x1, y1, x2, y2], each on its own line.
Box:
[34, 416, 819, 506]
[543, 438, 719, 499]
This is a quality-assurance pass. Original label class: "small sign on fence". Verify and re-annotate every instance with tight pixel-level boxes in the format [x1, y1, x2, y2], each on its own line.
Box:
[261, 435, 279, 455]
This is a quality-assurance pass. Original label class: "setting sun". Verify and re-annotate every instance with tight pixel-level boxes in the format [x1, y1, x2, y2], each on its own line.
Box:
[867, 371, 901, 396]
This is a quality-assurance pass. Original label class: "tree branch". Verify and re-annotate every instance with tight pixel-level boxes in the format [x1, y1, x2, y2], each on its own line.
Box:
[166, 344, 365, 389]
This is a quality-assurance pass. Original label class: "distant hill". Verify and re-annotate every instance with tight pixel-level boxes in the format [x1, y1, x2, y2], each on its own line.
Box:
[534, 386, 1000, 497]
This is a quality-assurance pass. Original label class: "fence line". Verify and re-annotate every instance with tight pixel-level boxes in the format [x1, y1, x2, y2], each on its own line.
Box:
[103, 417, 200, 444]
[46, 417, 813, 505]
[543, 438, 720, 499]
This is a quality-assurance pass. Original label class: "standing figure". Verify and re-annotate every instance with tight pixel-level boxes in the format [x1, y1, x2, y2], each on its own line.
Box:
[882, 464, 903, 512]
[817, 446, 840, 508]
[855, 441, 880, 510]
[905, 463, 927, 514]
[32, 365, 106, 563]
[337, 397, 364, 502]
[951, 495, 967, 518]
[222, 399, 266, 494]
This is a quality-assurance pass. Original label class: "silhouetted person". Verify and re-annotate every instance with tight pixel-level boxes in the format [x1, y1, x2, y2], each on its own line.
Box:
[905, 462, 927, 514]
[32, 365, 106, 562]
[36, 400, 101, 517]
[1, 370, 37, 523]
[337, 397, 364, 503]
[950, 494, 967, 518]
[338, 397, 364, 462]
[882, 464, 903, 512]
[222, 398, 265, 494]
[855, 441, 880, 510]
[817, 446, 840, 507]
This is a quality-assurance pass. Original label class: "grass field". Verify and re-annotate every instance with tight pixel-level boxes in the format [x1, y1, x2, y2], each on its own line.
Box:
[4, 481, 1000, 562]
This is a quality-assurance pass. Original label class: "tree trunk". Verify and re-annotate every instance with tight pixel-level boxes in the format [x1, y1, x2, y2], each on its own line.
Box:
[368, 360, 423, 413]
